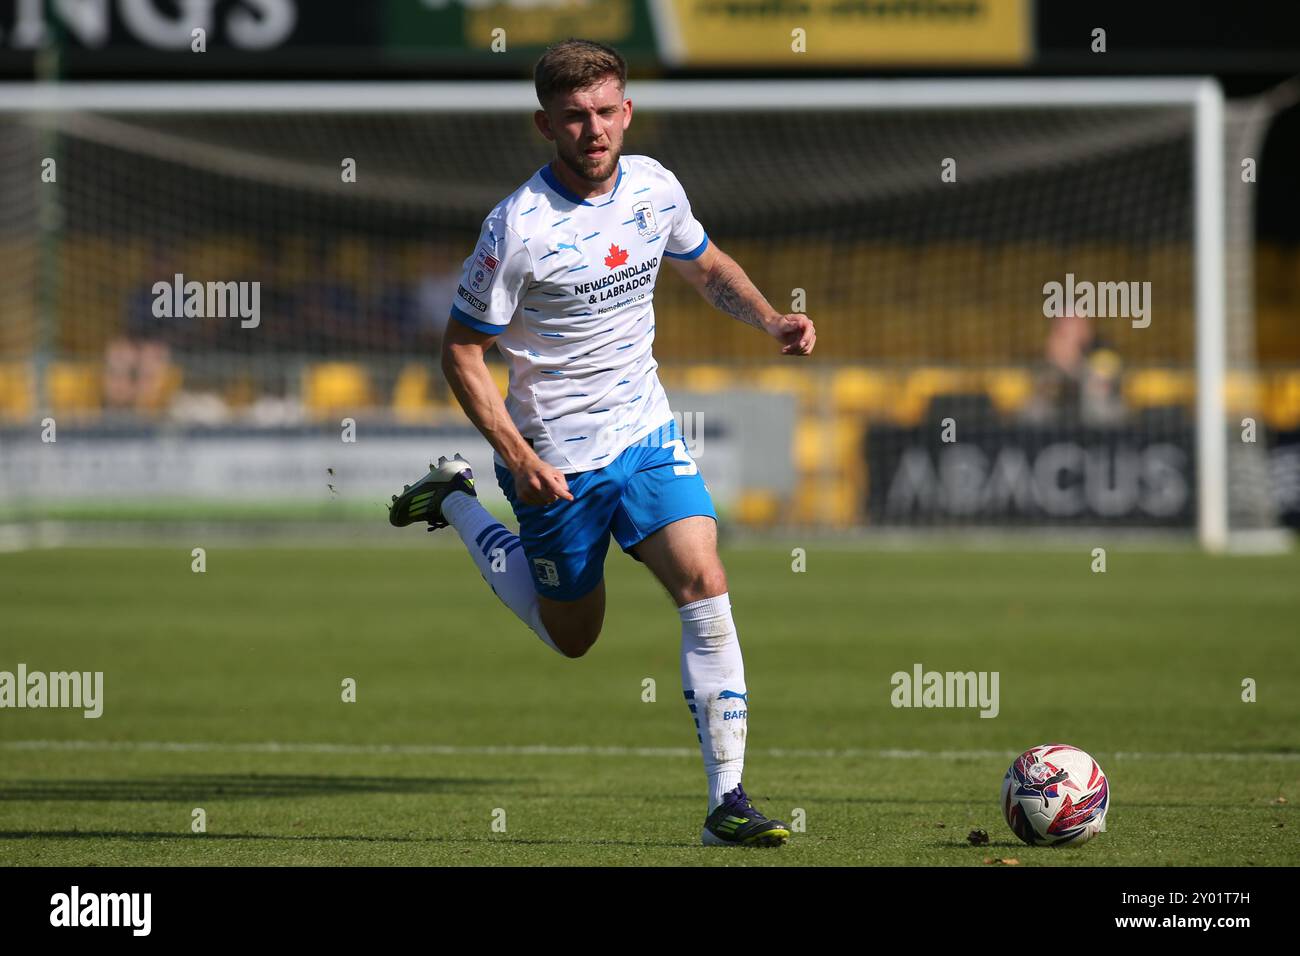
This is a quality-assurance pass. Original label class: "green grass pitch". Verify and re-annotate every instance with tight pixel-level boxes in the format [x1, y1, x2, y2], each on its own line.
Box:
[1, 543, 1296, 866]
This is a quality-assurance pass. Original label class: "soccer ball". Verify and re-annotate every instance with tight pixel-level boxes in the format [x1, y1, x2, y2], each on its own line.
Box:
[1000, 743, 1109, 847]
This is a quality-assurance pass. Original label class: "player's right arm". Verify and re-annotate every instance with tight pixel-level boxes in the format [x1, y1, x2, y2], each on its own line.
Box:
[440, 322, 572, 506]
[443, 214, 573, 506]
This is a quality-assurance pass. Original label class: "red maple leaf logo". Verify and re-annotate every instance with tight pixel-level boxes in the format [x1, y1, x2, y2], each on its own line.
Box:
[604, 243, 628, 268]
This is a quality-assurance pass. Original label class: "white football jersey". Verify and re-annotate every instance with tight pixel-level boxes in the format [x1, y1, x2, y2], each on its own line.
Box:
[449, 154, 709, 473]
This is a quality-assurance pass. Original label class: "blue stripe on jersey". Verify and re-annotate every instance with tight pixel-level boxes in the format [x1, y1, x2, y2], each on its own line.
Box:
[566, 264, 588, 273]
[552, 217, 570, 227]
[564, 436, 589, 442]
[634, 186, 650, 194]
[659, 204, 678, 212]
[663, 232, 710, 261]
[582, 231, 600, 240]
[449, 306, 503, 337]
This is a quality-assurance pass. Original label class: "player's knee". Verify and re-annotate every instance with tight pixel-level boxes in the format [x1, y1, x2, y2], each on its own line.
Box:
[676, 565, 728, 606]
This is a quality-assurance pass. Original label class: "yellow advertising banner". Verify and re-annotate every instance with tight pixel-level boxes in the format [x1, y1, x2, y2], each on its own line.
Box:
[656, 0, 1032, 66]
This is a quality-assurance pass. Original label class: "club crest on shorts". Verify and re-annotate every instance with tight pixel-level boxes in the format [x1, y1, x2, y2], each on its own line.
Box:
[469, 244, 500, 294]
[532, 557, 560, 587]
[632, 200, 657, 238]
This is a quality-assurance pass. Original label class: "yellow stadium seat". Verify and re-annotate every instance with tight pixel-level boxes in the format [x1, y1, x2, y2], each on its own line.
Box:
[682, 364, 732, 393]
[303, 362, 370, 415]
[985, 368, 1035, 414]
[49, 362, 101, 413]
[0, 361, 33, 419]
[831, 368, 892, 414]
[392, 363, 437, 421]
[487, 362, 510, 399]
[1124, 369, 1194, 408]
[896, 368, 971, 424]
[753, 365, 815, 403]
[1268, 371, 1300, 430]
[1223, 372, 1264, 417]
[735, 490, 780, 527]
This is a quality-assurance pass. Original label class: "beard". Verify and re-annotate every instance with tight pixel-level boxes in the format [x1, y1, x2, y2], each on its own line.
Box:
[557, 139, 621, 185]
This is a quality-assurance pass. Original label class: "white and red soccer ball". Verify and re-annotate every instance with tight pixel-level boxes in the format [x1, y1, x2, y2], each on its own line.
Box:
[1001, 744, 1109, 847]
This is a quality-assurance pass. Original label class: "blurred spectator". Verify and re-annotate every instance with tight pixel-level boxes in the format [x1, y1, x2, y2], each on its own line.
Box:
[1023, 310, 1125, 426]
[104, 248, 176, 413]
[368, 250, 420, 352]
[296, 239, 360, 352]
[413, 245, 460, 356]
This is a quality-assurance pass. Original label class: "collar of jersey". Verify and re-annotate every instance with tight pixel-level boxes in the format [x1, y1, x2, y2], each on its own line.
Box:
[539, 161, 624, 207]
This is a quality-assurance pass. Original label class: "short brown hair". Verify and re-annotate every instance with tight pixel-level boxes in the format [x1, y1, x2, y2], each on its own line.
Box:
[534, 38, 626, 109]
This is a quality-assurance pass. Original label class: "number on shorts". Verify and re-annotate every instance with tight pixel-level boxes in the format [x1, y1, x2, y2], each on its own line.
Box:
[664, 438, 698, 476]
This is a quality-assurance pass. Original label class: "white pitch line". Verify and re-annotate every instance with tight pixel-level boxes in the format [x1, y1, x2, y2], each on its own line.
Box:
[2, 740, 1298, 761]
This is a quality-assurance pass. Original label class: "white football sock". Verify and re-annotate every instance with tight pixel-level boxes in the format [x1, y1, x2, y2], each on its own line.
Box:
[441, 490, 562, 655]
[679, 592, 747, 813]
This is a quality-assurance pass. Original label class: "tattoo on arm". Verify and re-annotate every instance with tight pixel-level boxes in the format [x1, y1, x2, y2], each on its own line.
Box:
[703, 260, 770, 331]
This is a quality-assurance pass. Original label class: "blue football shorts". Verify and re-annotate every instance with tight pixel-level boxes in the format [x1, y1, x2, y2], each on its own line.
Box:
[494, 417, 716, 601]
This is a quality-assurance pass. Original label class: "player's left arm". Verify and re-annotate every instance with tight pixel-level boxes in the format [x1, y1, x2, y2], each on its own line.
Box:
[667, 243, 815, 356]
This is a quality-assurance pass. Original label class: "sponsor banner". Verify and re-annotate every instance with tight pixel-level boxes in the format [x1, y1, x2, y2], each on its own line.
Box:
[385, 0, 657, 63]
[656, 0, 1031, 67]
[0, 411, 745, 507]
[0, 0, 657, 74]
[1270, 428, 1300, 529]
[866, 424, 1195, 527]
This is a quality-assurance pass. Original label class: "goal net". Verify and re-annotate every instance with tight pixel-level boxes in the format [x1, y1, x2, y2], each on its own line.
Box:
[0, 80, 1283, 549]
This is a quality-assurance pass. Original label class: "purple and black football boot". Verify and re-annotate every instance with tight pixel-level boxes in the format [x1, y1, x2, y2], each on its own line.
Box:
[702, 784, 791, 847]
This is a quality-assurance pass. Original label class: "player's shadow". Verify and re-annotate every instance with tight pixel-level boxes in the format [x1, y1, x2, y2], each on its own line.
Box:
[0, 774, 507, 802]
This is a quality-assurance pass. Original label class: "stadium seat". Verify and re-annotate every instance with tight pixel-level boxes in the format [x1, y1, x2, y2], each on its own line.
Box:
[1125, 369, 1194, 409]
[49, 362, 102, 413]
[831, 368, 892, 414]
[0, 361, 33, 419]
[392, 363, 437, 421]
[682, 364, 732, 393]
[753, 365, 815, 403]
[1223, 372, 1264, 417]
[896, 368, 972, 425]
[303, 362, 371, 415]
[984, 368, 1034, 414]
[1269, 371, 1300, 430]
[487, 362, 510, 399]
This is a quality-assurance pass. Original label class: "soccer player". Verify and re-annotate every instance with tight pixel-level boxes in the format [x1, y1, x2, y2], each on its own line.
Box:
[389, 39, 815, 847]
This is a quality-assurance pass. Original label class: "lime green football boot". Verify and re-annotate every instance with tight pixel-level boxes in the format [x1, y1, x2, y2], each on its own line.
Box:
[702, 785, 791, 847]
[388, 454, 476, 530]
